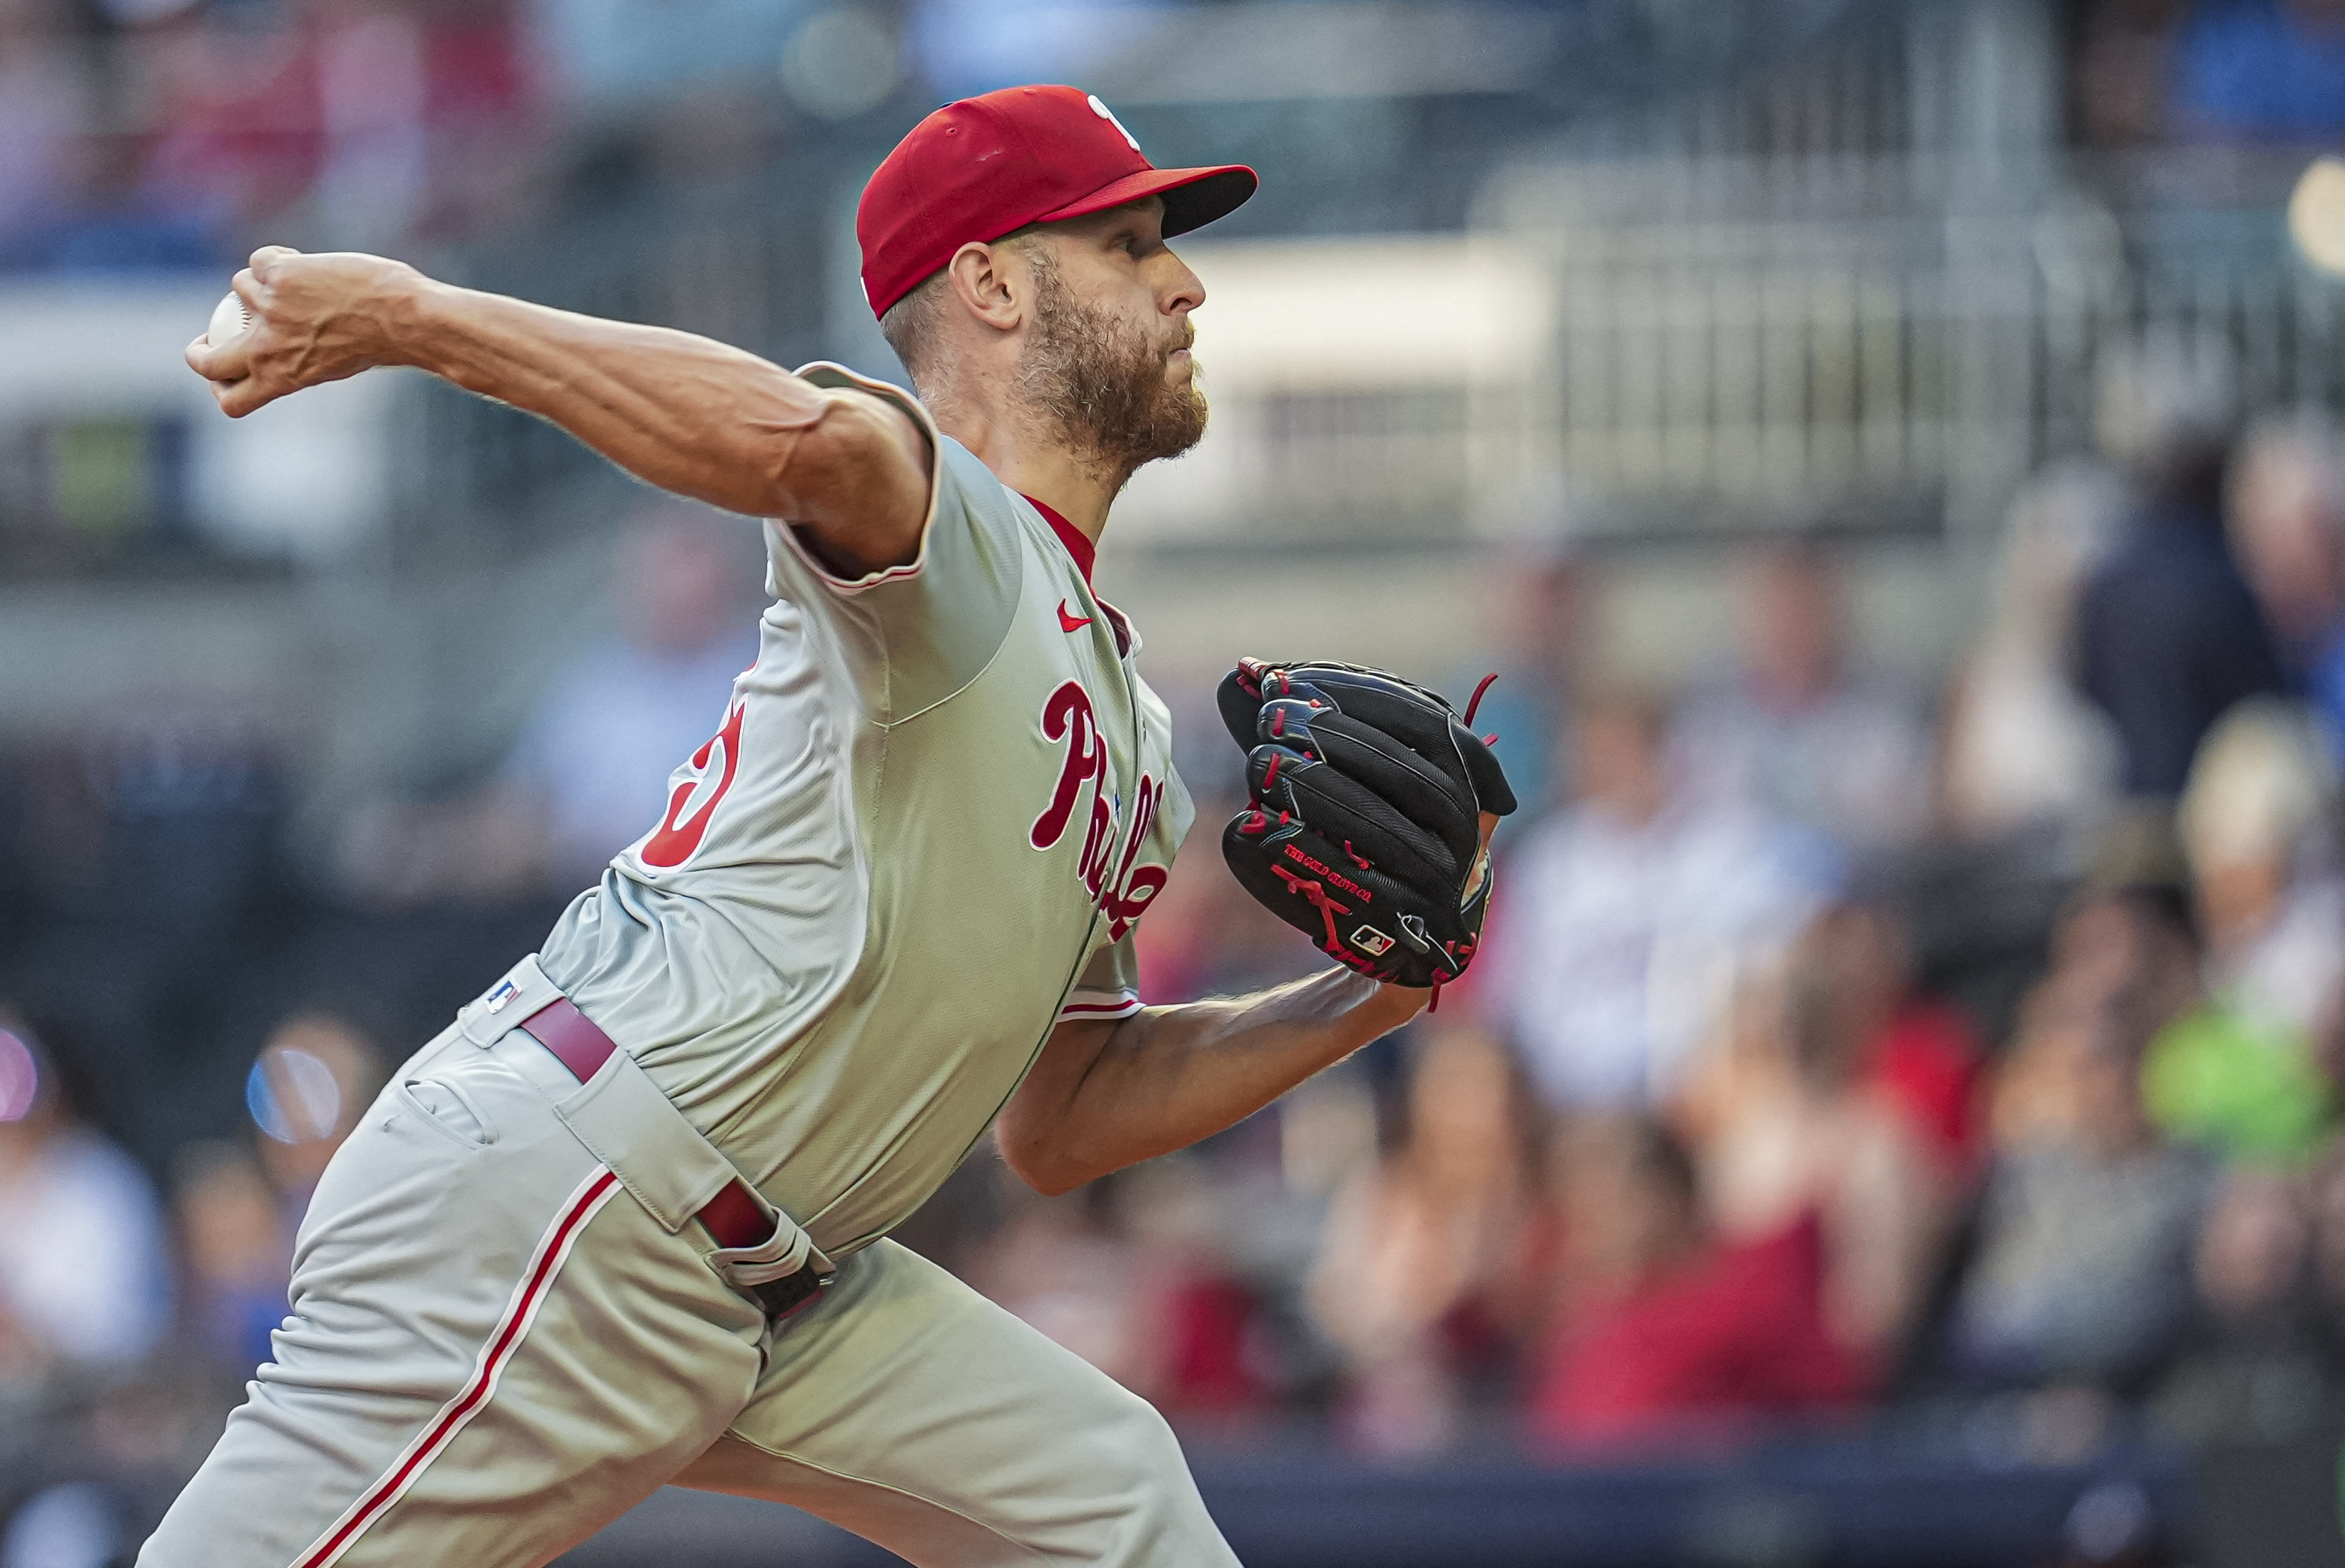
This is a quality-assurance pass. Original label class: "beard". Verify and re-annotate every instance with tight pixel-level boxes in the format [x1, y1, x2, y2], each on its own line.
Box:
[1015, 249, 1208, 490]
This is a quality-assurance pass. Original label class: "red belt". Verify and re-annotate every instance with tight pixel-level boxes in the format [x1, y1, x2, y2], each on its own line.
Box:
[517, 997, 824, 1319]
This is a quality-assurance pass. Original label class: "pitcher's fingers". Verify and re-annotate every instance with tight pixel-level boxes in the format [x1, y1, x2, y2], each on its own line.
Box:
[247, 245, 301, 278]
[189, 321, 254, 383]
[186, 332, 249, 386]
[214, 373, 280, 419]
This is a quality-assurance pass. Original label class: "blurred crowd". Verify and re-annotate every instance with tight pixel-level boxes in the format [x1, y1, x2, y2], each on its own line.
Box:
[0, 0, 545, 273]
[1093, 346, 2345, 1484]
[0, 0, 939, 274]
[3, 0, 2345, 281]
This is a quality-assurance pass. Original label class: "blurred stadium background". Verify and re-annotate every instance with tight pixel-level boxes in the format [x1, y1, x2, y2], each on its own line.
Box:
[11, 0, 2345, 1563]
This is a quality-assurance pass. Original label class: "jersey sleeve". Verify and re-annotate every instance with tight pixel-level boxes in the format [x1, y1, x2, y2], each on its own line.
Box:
[1056, 934, 1143, 1024]
[766, 362, 1025, 721]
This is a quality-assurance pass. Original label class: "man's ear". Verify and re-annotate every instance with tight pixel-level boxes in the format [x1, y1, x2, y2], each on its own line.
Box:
[944, 239, 1026, 334]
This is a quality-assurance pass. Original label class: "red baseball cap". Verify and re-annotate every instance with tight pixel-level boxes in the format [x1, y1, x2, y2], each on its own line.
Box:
[857, 84, 1256, 321]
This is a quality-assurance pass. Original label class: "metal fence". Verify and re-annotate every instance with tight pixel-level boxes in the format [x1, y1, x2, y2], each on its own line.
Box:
[1467, 150, 2345, 546]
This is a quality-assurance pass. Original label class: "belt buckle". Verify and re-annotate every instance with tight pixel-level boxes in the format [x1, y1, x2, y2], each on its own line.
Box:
[754, 1268, 833, 1326]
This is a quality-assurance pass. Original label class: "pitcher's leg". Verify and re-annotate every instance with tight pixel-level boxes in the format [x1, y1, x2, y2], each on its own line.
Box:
[676, 1241, 1238, 1568]
[141, 1034, 764, 1568]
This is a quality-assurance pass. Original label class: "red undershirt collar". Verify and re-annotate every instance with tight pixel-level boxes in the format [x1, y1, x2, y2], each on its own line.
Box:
[1021, 494, 1095, 585]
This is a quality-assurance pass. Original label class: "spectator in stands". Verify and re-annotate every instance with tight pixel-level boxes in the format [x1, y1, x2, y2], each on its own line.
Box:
[1949, 889, 2213, 1391]
[171, 1142, 289, 1378]
[0, 2, 90, 257]
[2170, 0, 2345, 142]
[8, 125, 218, 273]
[2076, 335, 2285, 799]
[2150, 1158, 2331, 1444]
[2192, 1164, 2313, 1337]
[1480, 689, 1831, 1110]
[2228, 413, 2345, 745]
[174, 1012, 379, 1377]
[1460, 543, 1590, 831]
[1308, 1026, 1540, 1454]
[1668, 541, 1935, 856]
[2075, 0, 2191, 146]
[504, 504, 766, 889]
[976, 1159, 1276, 1426]
[1809, 900, 1990, 1186]
[0, 1015, 169, 1387]
[1675, 914, 1957, 1368]
[137, 0, 538, 251]
[340, 503, 762, 904]
[1521, 1116, 1861, 1450]
[1941, 461, 2124, 842]
[2142, 702, 2340, 1164]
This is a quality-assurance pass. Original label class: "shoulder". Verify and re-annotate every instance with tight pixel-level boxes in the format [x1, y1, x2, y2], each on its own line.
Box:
[793, 361, 928, 433]
[788, 363, 1007, 516]
[769, 367, 1032, 601]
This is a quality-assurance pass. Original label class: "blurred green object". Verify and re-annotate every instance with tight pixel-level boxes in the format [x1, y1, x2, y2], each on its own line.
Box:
[51, 419, 156, 542]
[2142, 1003, 2335, 1165]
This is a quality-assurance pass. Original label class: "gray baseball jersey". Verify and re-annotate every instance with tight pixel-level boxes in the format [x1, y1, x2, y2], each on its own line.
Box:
[536, 362, 1192, 1259]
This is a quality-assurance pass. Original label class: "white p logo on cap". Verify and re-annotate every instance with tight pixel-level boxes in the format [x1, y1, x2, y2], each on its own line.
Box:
[1088, 94, 1141, 154]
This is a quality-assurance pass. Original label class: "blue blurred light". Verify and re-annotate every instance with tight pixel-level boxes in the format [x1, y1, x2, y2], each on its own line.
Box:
[245, 1047, 343, 1144]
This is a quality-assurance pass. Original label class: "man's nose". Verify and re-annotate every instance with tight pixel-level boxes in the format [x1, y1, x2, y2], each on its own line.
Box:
[1159, 251, 1204, 315]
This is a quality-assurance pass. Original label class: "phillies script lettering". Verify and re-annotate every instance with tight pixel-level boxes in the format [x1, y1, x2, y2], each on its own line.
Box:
[1029, 680, 1166, 942]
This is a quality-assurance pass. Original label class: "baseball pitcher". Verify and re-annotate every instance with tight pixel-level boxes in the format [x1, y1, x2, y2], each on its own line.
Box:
[155, 84, 1513, 1568]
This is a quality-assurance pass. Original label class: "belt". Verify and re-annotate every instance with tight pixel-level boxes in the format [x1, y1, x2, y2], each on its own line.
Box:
[517, 996, 829, 1323]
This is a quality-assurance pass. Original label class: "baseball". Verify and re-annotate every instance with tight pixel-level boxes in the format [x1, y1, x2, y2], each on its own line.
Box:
[206, 290, 251, 349]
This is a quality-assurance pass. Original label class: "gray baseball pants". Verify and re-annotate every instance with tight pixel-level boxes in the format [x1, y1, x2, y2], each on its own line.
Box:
[137, 994, 1238, 1567]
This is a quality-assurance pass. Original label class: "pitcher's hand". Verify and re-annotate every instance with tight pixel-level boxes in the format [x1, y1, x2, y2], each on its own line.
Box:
[184, 246, 425, 417]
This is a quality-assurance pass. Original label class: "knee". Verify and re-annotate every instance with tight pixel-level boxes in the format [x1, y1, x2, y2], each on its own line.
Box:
[1088, 1386, 1189, 1484]
[1077, 1389, 1230, 1559]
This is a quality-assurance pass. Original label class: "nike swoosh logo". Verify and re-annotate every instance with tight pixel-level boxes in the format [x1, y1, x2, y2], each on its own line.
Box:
[1058, 600, 1094, 632]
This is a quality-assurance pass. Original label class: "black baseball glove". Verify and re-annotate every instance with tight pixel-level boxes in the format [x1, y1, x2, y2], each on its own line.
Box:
[1217, 658, 1518, 988]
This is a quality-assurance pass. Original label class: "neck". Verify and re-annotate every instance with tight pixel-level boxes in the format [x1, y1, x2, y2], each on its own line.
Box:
[927, 389, 1121, 545]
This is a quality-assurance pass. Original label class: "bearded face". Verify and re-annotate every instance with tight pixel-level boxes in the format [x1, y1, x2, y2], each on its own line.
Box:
[1015, 245, 1208, 489]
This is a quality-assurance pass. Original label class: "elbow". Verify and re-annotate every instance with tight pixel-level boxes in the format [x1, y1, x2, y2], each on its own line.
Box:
[1022, 1166, 1089, 1200]
[997, 1128, 1092, 1198]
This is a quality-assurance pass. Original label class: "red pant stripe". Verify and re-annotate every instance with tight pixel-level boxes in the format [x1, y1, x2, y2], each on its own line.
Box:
[290, 1165, 623, 1568]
